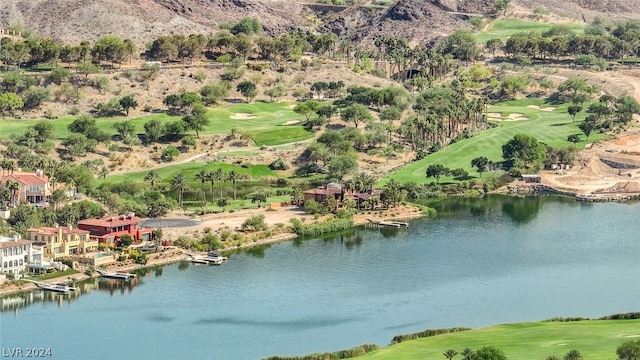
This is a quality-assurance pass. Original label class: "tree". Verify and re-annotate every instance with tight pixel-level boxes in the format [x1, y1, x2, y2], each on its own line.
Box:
[578, 120, 595, 140]
[119, 95, 138, 116]
[471, 156, 489, 177]
[382, 178, 403, 207]
[112, 120, 136, 140]
[563, 350, 582, 360]
[247, 191, 268, 208]
[241, 214, 268, 231]
[161, 146, 180, 162]
[0, 92, 24, 116]
[98, 166, 109, 180]
[171, 173, 190, 208]
[119, 234, 134, 247]
[294, 101, 321, 122]
[144, 170, 161, 189]
[227, 170, 246, 200]
[195, 169, 208, 204]
[494, 0, 511, 15]
[237, 81, 258, 103]
[231, 17, 262, 36]
[502, 134, 547, 171]
[475, 346, 506, 360]
[76, 61, 100, 80]
[5, 179, 20, 206]
[567, 104, 582, 122]
[200, 81, 231, 105]
[426, 164, 449, 183]
[216, 198, 229, 211]
[341, 104, 372, 128]
[328, 154, 358, 182]
[461, 348, 476, 360]
[144, 119, 165, 143]
[443, 349, 459, 360]
[182, 104, 209, 138]
[617, 339, 640, 360]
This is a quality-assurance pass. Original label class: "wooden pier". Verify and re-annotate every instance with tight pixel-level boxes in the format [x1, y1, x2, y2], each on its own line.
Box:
[367, 218, 409, 228]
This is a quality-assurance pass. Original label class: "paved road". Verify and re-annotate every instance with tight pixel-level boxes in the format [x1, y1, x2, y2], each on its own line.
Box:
[141, 219, 201, 228]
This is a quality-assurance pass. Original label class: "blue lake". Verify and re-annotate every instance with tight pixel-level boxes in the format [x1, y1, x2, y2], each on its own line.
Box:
[2, 195, 640, 359]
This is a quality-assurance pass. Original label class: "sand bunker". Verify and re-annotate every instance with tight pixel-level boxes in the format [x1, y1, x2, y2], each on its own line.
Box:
[283, 120, 301, 125]
[487, 112, 502, 118]
[231, 113, 257, 119]
[527, 105, 556, 111]
[623, 334, 640, 338]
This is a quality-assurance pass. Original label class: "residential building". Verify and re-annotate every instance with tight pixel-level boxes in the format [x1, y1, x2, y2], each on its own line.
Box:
[26, 225, 97, 258]
[77, 213, 152, 246]
[1, 170, 52, 205]
[0, 235, 33, 275]
[303, 182, 344, 203]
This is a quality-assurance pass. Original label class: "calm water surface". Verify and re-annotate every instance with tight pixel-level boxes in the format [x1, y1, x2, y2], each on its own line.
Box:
[2, 196, 639, 360]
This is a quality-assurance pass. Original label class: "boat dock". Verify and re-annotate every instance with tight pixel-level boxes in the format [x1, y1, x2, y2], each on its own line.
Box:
[23, 280, 76, 293]
[367, 218, 409, 228]
[96, 269, 136, 280]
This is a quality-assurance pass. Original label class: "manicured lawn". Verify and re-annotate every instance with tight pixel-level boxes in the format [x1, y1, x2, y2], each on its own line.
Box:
[385, 98, 608, 184]
[476, 19, 584, 43]
[0, 101, 303, 140]
[357, 320, 640, 360]
[251, 126, 314, 146]
[28, 269, 80, 281]
[105, 162, 279, 185]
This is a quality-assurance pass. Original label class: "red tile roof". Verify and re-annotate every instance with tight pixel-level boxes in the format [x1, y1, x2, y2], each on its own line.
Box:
[27, 227, 90, 236]
[0, 239, 32, 249]
[1, 173, 48, 185]
[78, 216, 143, 227]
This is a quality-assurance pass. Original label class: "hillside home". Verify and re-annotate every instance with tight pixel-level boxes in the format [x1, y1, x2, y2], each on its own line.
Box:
[0, 235, 34, 276]
[1, 170, 52, 205]
[27, 225, 97, 258]
[77, 214, 152, 246]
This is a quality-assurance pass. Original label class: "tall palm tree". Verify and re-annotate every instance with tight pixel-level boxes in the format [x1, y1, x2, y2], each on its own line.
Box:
[564, 350, 583, 360]
[5, 179, 20, 206]
[206, 170, 216, 203]
[170, 173, 190, 208]
[144, 170, 160, 190]
[195, 169, 208, 205]
[226, 170, 246, 200]
[214, 168, 227, 199]
[461, 348, 475, 360]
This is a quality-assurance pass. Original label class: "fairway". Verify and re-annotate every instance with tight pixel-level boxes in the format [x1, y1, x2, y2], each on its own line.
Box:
[105, 161, 278, 185]
[357, 320, 640, 359]
[476, 19, 584, 43]
[0, 101, 304, 142]
[385, 98, 607, 184]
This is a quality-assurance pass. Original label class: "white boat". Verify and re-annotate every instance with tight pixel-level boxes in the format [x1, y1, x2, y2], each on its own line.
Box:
[27, 280, 76, 294]
[95, 268, 136, 280]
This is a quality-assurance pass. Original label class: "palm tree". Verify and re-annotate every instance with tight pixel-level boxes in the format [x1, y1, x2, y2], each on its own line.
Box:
[443, 349, 458, 360]
[99, 166, 109, 180]
[144, 170, 161, 190]
[461, 348, 475, 360]
[214, 168, 227, 199]
[206, 170, 217, 203]
[227, 170, 246, 200]
[170, 173, 190, 208]
[564, 350, 583, 360]
[195, 169, 208, 204]
[5, 179, 20, 206]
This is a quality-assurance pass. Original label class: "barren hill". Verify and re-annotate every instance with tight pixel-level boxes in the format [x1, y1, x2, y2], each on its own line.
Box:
[2, 0, 640, 47]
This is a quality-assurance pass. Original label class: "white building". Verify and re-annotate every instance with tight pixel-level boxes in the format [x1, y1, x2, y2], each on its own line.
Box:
[0, 235, 34, 276]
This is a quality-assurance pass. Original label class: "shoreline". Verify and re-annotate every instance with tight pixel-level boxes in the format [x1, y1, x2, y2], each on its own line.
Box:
[0, 206, 426, 297]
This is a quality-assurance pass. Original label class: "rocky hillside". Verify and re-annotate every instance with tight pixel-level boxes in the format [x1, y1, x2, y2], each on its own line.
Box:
[2, 0, 640, 47]
[0, 0, 306, 45]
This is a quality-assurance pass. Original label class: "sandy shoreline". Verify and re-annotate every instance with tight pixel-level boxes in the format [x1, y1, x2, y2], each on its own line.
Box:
[0, 206, 426, 297]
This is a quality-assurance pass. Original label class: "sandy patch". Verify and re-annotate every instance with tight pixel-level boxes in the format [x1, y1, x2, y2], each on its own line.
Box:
[491, 113, 529, 121]
[231, 113, 257, 119]
[487, 112, 502, 119]
[527, 105, 556, 112]
[283, 120, 301, 125]
[623, 334, 640, 338]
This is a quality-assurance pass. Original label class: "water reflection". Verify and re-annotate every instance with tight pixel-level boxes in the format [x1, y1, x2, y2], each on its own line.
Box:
[1, 277, 140, 313]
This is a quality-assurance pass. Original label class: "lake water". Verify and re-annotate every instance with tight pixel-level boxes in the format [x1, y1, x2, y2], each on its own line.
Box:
[2, 195, 640, 360]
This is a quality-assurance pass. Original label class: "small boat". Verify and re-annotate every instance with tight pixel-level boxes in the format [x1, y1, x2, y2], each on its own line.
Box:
[202, 250, 228, 265]
[95, 268, 136, 280]
[27, 280, 76, 294]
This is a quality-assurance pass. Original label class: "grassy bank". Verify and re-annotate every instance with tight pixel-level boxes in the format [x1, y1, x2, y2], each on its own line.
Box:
[356, 319, 640, 359]
[384, 98, 608, 184]
[476, 19, 584, 42]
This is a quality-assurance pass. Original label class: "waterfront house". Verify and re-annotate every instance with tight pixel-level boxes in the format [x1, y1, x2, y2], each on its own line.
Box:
[27, 225, 97, 258]
[303, 183, 344, 203]
[77, 213, 152, 246]
[1, 170, 52, 205]
[0, 235, 33, 276]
